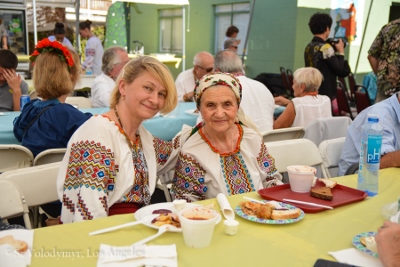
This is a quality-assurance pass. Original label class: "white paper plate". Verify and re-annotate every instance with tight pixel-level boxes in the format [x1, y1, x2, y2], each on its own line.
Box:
[135, 202, 221, 232]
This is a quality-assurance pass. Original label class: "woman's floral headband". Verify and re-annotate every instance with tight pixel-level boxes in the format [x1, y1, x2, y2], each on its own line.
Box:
[29, 39, 74, 71]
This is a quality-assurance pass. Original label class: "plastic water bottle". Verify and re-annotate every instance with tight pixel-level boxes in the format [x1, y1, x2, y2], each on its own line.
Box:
[357, 114, 383, 197]
[86, 66, 93, 75]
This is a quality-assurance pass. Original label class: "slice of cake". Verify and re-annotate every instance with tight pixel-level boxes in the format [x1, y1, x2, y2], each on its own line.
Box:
[310, 186, 333, 200]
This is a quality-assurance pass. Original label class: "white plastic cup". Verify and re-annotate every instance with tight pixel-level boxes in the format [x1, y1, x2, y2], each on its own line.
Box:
[173, 199, 187, 212]
[224, 220, 239, 236]
[287, 165, 316, 193]
[178, 207, 219, 248]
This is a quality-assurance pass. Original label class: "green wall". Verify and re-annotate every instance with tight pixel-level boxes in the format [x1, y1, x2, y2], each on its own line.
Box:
[129, 0, 395, 83]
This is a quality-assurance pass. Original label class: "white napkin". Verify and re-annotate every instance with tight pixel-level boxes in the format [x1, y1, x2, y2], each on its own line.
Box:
[0, 229, 34, 267]
[217, 193, 235, 220]
[97, 244, 177, 267]
[328, 248, 383, 267]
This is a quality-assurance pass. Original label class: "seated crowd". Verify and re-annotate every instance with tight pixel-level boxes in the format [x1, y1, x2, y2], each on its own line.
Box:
[1, 16, 399, 266]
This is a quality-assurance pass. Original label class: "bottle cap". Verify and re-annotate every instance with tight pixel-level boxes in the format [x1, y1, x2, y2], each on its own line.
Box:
[367, 114, 379, 123]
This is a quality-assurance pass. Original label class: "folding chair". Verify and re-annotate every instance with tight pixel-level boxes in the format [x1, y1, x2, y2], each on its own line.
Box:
[265, 138, 324, 182]
[0, 180, 32, 229]
[0, 145, 34, 173]
[280, 67, 292, 97]
[261, 127, 305, 143]
[286, 68, 294, 93]
[157, 170, 175, 202]
[65, 96, 92, 108]
[354, 90, 372, 114]
[33, 148, 67, 166]
[319, 137, 346, 178]
[336, 84, 356, 120]
[0, 162, 61, 228]
[304, 116, 352, 146]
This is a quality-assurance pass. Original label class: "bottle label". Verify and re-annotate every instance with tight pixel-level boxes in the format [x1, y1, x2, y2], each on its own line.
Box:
[367, 135, 382, 164]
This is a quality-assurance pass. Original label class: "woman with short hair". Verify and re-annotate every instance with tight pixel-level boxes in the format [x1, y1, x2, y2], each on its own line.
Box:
[58, 56, 180, 223]
[171, 72, 282, 201]
[273, 67, 332, 129]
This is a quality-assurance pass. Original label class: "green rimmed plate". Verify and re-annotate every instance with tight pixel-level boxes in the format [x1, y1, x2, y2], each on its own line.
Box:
[235, 201, 305, 224]
[352, 231, 378, 258]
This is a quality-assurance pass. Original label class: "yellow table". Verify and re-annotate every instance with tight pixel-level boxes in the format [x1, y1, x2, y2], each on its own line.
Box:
[30, 168, 398, 266]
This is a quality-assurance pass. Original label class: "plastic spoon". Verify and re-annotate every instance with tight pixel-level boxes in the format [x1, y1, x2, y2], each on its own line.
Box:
[89, 214, 158, 236]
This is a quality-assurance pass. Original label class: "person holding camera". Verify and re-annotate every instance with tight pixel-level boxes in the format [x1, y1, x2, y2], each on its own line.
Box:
[304, 13, 350, 114]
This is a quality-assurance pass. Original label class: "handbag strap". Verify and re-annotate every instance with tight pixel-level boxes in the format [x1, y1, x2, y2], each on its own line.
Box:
[22, 105, 52, 137]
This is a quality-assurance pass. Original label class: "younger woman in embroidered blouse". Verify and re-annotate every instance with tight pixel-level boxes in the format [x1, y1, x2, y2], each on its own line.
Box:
[273, 67, 332, 129]
[13, 39, 92, 157]
[57, 56, 179, 223]
[171, 72, 282, 202]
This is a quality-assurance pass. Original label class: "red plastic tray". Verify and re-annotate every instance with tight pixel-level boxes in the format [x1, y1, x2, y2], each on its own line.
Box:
[258, 181, 368, 213]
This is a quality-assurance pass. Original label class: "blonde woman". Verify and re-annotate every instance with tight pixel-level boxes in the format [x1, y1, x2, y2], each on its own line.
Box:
[58, 56, 180, 223]
[273, 67, 332, 129]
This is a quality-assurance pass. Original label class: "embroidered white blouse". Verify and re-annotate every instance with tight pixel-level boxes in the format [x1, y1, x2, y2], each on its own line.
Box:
[171, 124, 282, 202]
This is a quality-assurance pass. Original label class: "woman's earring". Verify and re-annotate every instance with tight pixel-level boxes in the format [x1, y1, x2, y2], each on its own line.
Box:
[122, 95, 126, 100]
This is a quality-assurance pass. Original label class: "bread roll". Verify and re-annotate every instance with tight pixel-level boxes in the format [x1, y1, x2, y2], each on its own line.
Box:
[271, 208, 301, 220]
[318, 178, 337, 188]
[0, 235, 28, 253]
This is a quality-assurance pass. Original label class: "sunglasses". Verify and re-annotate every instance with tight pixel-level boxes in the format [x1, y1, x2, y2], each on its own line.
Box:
[197, 65, 213, 73]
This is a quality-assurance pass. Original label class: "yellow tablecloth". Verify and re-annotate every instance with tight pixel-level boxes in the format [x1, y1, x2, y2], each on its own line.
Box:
[30, 168, 398, 266]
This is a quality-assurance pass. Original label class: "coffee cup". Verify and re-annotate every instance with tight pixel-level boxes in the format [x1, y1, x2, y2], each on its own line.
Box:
[178, 207, 219, 248]
[287, 165, 316, 193]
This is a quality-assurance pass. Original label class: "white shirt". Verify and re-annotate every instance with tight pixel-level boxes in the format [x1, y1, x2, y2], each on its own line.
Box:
[237, 76, 275, 132]
[90, 73, 115, 108]
[291, 95, 332, 128]
[175, 68, 196, 102]
[47, 36, 74, 50]
[82, 36, 104, 75]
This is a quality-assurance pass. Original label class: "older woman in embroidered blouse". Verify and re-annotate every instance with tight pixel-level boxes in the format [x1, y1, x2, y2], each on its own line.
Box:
[171, 72, 282, 202]
[273, 67, 332, 129]
[57, 56, 180, 223]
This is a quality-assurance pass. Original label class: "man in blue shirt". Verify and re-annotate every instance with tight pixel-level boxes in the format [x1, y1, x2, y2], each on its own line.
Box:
[338, 93, 400, 175]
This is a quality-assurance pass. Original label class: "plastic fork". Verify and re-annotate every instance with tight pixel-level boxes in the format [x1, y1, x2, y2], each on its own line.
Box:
[132, 224, 176, 246]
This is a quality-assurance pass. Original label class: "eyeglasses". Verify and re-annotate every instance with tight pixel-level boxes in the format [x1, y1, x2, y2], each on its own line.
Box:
[197, 65, 213, 73]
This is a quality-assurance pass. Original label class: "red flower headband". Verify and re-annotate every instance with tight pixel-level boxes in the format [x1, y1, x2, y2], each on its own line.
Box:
[29, 39, 75, 71]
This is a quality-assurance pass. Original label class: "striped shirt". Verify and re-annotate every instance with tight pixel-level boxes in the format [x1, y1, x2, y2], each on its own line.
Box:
[338, 93, 400, 175]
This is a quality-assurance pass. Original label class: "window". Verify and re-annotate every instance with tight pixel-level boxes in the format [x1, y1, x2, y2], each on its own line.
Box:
[159, 8, 183, 54]
[215, 3, 250, 55]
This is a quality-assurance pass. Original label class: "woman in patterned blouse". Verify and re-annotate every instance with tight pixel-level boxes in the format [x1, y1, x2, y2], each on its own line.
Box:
[57, 56, 180, 223]
[171, 72, 282, 201]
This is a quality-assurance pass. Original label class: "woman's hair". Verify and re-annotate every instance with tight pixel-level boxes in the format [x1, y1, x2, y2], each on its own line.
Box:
[225, 25, 239, 37]
[79, 19, 92, 30]
[33, 49, 81, 99]
[102, 46, 126, 74]
[308, 13, 332, 34]
[54, 22, 66, 35]
[293, 67, 323, 93]
[109, 56, 177, 114]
